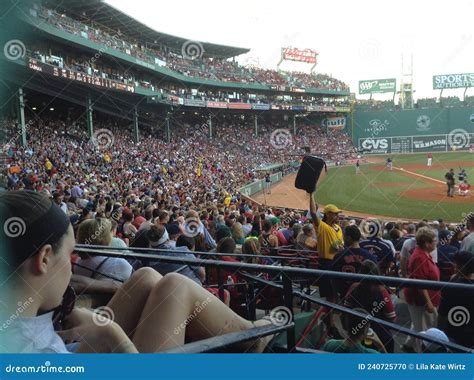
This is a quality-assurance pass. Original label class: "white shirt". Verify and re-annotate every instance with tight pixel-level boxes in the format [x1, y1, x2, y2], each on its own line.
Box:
[75, 255, 133, 282]
[1, 311, 68, 353]
[460, 232, 474, 251]
[400, 237, 438, 263]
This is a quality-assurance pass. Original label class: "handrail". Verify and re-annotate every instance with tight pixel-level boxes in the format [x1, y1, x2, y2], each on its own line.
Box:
[162, 323, 293, 353]
[76, 244, 311, 262]
[240, 272, 474, 353]
[74, 247, 474, 291]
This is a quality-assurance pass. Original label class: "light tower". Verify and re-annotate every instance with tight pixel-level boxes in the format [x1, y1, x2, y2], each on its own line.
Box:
[399, 53, 414, 109]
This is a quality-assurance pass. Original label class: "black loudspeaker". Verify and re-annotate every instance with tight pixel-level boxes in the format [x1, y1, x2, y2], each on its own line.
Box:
[294, 156, 327, 193]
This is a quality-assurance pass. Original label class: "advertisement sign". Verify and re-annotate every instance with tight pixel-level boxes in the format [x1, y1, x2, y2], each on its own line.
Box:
[335, 106, 351, 112]
[252, 104, 270, 110]
[206, 101, 227, 109]
[359, 137, 391, 154]
[227, 103, 252, 110]
[412, 135, 447, 152]
[433, 73, 474, 89]
[168, 95, 184, 105]
[28, 58, 135, 93]
[291, 105, 306, 112]
[184, 99, 206, 107]
[324, 116, 346, 131]
[282, 47, 318, 64]
[359, 78, 397, 94]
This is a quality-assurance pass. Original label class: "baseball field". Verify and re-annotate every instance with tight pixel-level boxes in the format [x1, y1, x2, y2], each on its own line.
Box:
[253, 152, 473, 222]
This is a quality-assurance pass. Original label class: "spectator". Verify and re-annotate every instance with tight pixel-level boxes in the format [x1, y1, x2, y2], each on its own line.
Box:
[438, 250, 474, 348]
[332, 225, 377, 298]
[75, 218, 133, 283]
[344, 260, 396, 353]
[359, 219, 395, 275]
[295, 224, 317, 251]
[403, 227, 440, 353]
[0, 190, 271, 353]
[321, 308, 380, 353]
[460, 214, 474, 251]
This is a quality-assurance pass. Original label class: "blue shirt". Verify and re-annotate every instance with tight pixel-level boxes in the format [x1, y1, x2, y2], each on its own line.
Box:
[146, 245, 202, 285]
[360, 238, 395, 269]
[332, 247, 378, 296]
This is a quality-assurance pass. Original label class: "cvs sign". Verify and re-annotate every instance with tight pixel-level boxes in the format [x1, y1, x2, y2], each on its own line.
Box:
[360, 138, 390, 153]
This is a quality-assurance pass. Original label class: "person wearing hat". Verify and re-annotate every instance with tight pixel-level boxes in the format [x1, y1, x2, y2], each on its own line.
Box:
[438, 250, 474, 348]
[420, 328, 450, 353]
[309, 195, 343, 261]
[310, 194, 343, 302]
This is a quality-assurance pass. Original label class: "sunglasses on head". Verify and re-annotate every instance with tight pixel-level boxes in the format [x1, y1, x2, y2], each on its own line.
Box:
[52, 285, 76, 331]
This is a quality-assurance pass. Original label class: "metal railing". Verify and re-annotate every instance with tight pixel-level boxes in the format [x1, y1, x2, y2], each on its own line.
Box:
[73, 245, 474, 353]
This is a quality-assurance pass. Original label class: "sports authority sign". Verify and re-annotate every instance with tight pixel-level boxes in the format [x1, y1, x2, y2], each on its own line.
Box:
[282, 47, 318, 64]
[359, 78, 396, 94]
[433, 73, 474, 89]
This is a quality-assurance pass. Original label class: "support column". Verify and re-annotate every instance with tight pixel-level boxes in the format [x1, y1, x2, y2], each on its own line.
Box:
[86, 95, 94, 138]
[292, 114, 296, 135]
[133, 106, 139, 143]
[165, 112, 170, 143]
[208, 114, 213, 139]
[254, 114, 258, 137]
[18, 88, 26, 147]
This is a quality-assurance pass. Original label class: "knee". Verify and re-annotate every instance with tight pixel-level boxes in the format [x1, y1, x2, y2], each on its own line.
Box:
[130, 267, 162, 288]
[150, 273, 195, 298]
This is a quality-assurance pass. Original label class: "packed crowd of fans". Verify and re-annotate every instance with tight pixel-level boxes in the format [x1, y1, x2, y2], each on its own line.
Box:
[30, 49, 350, 109]
[1, 110, 472, 354]
[33, 5, 349, 91]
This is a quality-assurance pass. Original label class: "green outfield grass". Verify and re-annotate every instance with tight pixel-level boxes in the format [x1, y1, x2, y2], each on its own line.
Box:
[315, 152, 473, 222]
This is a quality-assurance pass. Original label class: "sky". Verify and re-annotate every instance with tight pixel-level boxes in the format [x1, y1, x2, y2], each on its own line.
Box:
[106, 0, 473, 100]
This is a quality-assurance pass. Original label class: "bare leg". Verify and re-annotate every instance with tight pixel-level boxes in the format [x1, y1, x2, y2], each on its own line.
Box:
[107, 268, 163, 337]
[131, 273, 258, 352]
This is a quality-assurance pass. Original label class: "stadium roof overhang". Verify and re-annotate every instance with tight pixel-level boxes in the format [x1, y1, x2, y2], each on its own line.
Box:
[42, 0, 250, 59]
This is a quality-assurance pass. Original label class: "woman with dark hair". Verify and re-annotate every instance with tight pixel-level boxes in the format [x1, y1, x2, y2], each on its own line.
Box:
[0, 191, 271, 353]
[343, 260, 396, 352]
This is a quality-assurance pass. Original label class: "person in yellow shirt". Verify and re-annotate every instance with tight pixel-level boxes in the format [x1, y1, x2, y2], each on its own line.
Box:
[223, 193, 232, 207]
[309, 193, 344, 300]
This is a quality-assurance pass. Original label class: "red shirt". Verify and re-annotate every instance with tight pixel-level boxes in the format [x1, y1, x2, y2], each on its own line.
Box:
[404, 246, 440, 306]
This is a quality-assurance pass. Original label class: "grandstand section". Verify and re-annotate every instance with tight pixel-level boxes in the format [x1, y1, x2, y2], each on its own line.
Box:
[0, 0, 473, 363]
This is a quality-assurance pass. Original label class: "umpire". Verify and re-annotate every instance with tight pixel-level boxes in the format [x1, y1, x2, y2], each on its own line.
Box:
[445, 168, 455, 197]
